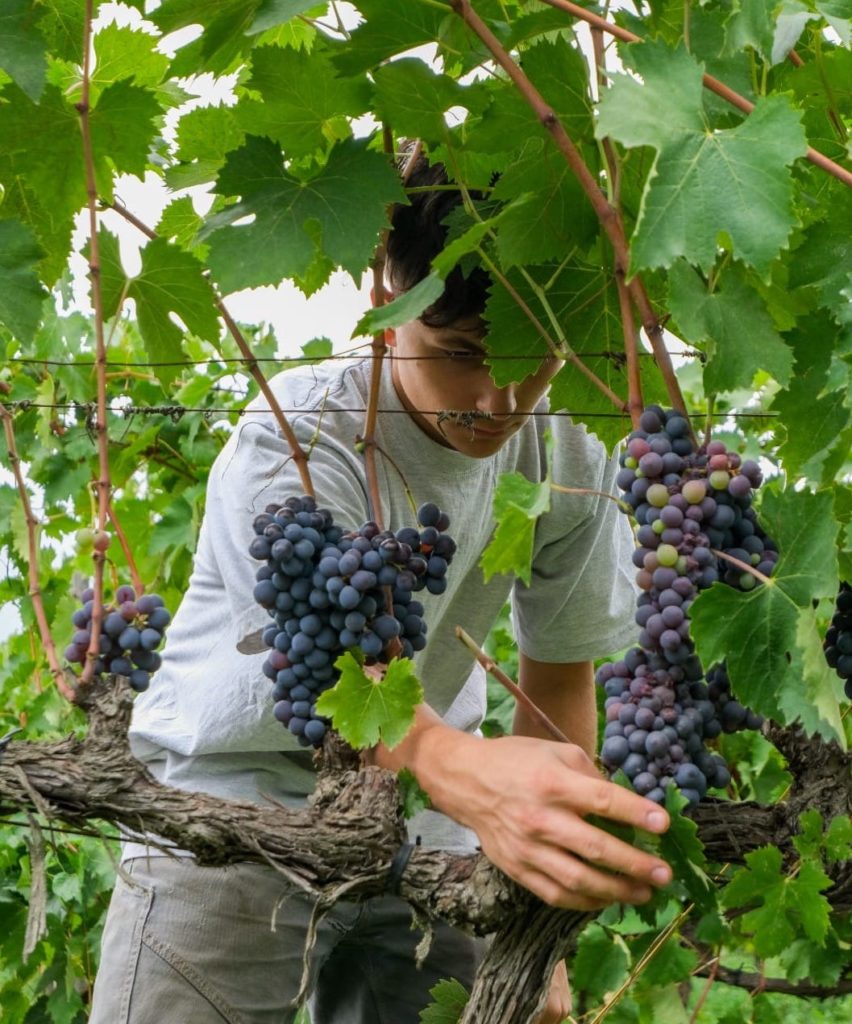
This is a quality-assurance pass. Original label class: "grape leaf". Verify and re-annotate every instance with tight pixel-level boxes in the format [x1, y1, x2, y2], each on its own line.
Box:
[771, 0, 820, 64]
[247, 0, 325, 35]
[0, 220, 48, 344]
[315, 653, 423, 750]
[397, 767, 431, 819]
[596, 41, 809, 274]
[490, 137, 598, 268]
[205, 136, 405, 292]
[354, 274, 446, 336]
[723, 846, 832, 956]
[92, 24, 170, 92]
[690, 488, 844, 741]
[156, 198, 208, 259]
[485, 261, 666, 451]
[373, 59, 485, 144]
[825, 815, 852, 864]
[0, 0, 47, 102]
[332, 0, 447, 75]
[667, 260, 794, 393]
[86, 227, 127, 323]
[480, 433, 553, 585]
[419, 978, 469, 1024]
[127, 238, 221, 387]
[572, 924, 629, 997]
[659, 787, 716, 913]
[90, 80, 161, 198]
[0, 82, 83, 278]
[169, 104, 245, 189]
[723, 0, 775, 61]
[788, 204, 852, 328]
[772, 375, 850, 478]
[235, 42, 370, 158]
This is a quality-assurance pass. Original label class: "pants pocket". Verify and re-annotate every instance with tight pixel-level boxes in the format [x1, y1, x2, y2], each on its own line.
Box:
[89, 859, 155, 1024]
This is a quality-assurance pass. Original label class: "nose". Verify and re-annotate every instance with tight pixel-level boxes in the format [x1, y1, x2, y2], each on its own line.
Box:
[476, 377, 517, 419]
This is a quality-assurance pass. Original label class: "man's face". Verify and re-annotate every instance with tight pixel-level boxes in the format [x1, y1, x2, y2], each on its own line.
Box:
[388, 315, 563, 458]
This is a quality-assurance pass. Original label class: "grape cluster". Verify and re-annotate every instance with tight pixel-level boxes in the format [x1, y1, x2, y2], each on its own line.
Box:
[249, 495, 456, 747]
[597, 405, 767, 805]
[824, 582, 852, 700]
[65, 586, 171, 692]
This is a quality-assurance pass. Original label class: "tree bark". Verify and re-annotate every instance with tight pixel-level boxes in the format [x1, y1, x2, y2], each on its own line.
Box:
[1, 675, 849, 1022]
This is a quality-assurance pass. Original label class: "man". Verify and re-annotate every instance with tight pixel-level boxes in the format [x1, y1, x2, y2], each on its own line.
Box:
[90, 151, 671, 1024]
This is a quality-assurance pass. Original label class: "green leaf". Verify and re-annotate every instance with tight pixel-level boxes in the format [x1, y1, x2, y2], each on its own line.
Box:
[792, 808, 824, 861]
[480, 433, 553, 585]
[825, 815, 852, 864]
[373, 59, 481, 142]
[771, 0, 819, 64]
[0, 82, 83, 281]
[690, 488, 843, 740]
[92, 24, 170, 91]
[788, 204, 852, 328]
[397, 767, 431, 819]
[206, 136, 405, 292]
[419, 978, 469, 1024]
[247, 0, 324, 34]
[149, 495, 198, 555]
[0, 0, 47, 102]
[0, 220, 48, 343]
[156, 198, 208, 259]
[659, 787, 716, 913]
[572, 923, 629, 997]
[90, 79, 161, 195]
[315, 654, 423, 750]
[333, 0, 447, 75]
[597, 41, 808, 274]
[86, 227, 127, 322]
[667, 261, 794, 393]
[235, 42, 370, 158]
[490, 137, 598, 268]
[127, 238, 221, 387]
[723, 0, 774, 60]
[354, 274, 446, 336]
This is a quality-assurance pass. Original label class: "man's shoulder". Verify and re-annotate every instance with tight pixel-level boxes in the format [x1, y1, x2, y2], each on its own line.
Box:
[253, 357, 369, 415]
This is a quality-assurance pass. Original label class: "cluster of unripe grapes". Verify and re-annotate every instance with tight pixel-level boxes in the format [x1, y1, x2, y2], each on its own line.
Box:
[597, 405, 767, 805]
[824, 582, 852, 700]
[249, 495, 456, 747]
[65, 585, 171, 692]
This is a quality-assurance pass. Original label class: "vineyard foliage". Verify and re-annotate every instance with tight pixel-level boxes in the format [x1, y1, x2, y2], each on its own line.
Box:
[0, 0, 851, 1020]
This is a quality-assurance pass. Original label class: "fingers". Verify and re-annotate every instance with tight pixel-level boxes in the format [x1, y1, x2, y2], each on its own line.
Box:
[515, 865, 611, 912]
[565, 817, 672, 888]
[552, 758, 671, 837]
[521, 842, 656, 906]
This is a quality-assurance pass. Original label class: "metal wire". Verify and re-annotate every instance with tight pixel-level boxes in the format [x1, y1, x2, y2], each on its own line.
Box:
[1, 400, 775, 420]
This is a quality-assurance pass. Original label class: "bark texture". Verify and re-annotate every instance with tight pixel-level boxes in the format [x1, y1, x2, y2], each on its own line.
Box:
[0, 675, 849, 1022]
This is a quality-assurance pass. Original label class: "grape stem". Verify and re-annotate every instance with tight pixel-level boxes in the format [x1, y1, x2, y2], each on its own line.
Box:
[361, 130, 420, 531]
[536, 0, 852, 189]
[551, 482, 634, 516]
[107, 502, 145, 597]
[0, 403, 78, 703]
[590, 26, 643, 430]
[710, 548, 774, 587]
[448, 0, 694, 435]
[101, 200, 315, 498]
[454, 627, 570, 744]
[76, 0, 109, 687]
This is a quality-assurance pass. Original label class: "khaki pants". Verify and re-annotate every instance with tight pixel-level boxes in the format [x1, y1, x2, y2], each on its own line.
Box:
[89, 857, 483, 1024]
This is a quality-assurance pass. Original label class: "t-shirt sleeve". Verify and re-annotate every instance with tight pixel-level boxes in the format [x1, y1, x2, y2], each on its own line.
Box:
[204, 412, 371, 648]
[511, 440, 638, 663]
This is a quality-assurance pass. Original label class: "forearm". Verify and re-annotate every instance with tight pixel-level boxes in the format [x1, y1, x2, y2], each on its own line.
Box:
[365, 702, 480, 819]
[513, 655, 597, 757]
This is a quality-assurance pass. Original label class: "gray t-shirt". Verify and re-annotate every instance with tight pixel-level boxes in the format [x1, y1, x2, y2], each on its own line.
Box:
[124, 356, 636, 857]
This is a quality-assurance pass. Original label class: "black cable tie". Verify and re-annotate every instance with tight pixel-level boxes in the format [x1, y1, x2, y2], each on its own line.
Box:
[386, 836, 420, 895]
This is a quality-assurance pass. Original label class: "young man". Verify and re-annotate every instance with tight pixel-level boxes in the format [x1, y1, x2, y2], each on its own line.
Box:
[90, 152, 672, 1024]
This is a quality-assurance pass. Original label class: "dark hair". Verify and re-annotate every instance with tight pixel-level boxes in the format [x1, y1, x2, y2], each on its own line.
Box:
[385, 147, 491, 328]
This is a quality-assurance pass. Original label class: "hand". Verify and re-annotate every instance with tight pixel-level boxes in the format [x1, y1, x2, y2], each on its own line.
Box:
[536, 960, 572, 1024]
[417, 732, 673, 910]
